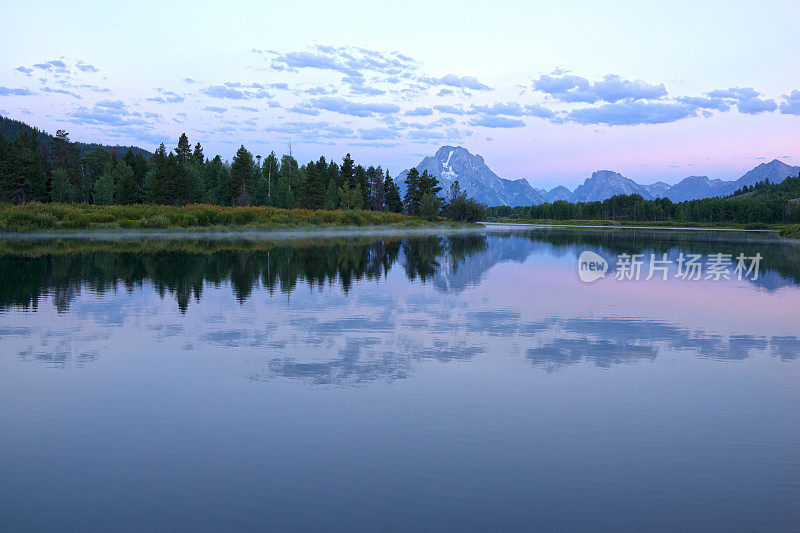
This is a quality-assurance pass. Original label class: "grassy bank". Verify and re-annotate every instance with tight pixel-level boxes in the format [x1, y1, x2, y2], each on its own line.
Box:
[779, 224, 800, 238]
[487, 217, 789, 232]
[0, 203, 461, 232]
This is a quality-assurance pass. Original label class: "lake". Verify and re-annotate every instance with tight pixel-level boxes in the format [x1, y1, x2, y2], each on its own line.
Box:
[1, 225, 798, 530]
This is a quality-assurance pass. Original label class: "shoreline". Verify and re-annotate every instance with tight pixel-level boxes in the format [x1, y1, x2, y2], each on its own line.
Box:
[481, 221, 780, 233]
[0, 223, 484, 241]
[482, 218, 796, 234]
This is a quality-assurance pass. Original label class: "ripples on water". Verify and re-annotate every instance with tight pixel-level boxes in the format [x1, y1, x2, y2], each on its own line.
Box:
[1, 227, 798, 530]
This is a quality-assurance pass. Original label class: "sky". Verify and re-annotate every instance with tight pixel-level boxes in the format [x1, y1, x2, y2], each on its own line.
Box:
[1, 0, 799, 189]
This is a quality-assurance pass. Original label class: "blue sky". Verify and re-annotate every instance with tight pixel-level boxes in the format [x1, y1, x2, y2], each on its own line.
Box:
[1, 0, 799, 189]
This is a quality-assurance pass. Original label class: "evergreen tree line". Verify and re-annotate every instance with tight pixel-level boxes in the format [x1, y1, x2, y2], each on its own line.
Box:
[0, 127, 486, 221]
[0, 130, 407, 212]
[486, 175, 800, 225]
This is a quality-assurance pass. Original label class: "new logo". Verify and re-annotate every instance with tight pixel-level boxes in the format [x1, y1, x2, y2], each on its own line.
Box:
[578, 250, 608, 283]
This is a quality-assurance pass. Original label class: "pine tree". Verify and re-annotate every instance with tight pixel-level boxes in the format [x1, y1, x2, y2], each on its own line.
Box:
[262, 152, 278, 206]
[203, 155, 226, 204]
[51, 130, 85, 201]
[339, 180, 364, 210]
[115, 162, 140, 205]
[122, 149, 146, 203]
[275, 154, 299, 208]
[340, 153, 354, 191]
[368, 165, 385, 210]
[145, 145, 169, 204]
[192, 142, 204, 165]
[355, 164, 369, 208]
[300, 157, 326, 209]
[384, 171, 403, 213]
[175, 133, 191, 166]
[325, 177, 339, 210]
[8, 131, 48, 203]
[403, 168, 421, 215]
[50, 168, 75, 203]
[228, 145, 257, 206]
[93, 169, 116, 205]
[418, 169, 442, 198]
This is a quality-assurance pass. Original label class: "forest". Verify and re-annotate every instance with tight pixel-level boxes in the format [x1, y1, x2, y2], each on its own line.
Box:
[487, 175, 800, 226]
[0, 116, 485, 223]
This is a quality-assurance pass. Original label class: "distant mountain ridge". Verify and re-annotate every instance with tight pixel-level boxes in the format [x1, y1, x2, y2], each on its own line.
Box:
[399, 146, 545, 206]
[0, 115, 152, 159]
[402, 146, 800, 206]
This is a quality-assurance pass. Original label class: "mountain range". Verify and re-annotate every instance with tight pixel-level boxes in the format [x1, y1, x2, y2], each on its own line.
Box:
[400, 146, 800, 207]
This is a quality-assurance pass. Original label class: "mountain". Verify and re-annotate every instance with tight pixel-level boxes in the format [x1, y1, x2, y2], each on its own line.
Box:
[569, 170, 654, 202]
[664, 176, 727, 202]
[0, 115, 152, 159]
[401, 147, 800, 207]
[399, 146, 545, 207]
[721, 159, 800, 195]
[538, 186, 572, 203]
[643, 181, 671, 198]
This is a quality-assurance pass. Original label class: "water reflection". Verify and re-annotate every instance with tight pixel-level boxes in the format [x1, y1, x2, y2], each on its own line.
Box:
[1, 228, 798, 378]
[0, 235, 486, 312]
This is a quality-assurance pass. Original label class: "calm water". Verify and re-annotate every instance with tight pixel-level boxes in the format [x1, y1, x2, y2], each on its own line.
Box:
[1, 226, 798, 531]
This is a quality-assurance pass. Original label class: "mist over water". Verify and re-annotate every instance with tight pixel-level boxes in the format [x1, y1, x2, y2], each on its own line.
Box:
[1, 227, 798, 530]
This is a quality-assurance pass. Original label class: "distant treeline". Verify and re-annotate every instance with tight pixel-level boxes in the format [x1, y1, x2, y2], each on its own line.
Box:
[487, 175, 800, 225]
[0, 116, 485, 222]
[0, 115, 151, 159]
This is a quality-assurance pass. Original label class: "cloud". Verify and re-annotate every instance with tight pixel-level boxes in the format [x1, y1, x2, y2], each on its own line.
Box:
[593, 75, 667, 102]
[676, 95, 730, 111]
[567, 101, 697, 125]
[779, 90, 800, 115]
[202, 85, 247, 99]
[75, 61, 99, 73]
[42, 87, 81, 99]
[237, 106, 259, 112]
[263, 121, 354, 139]
[270, 46, 417, 78]
[309, 96, 399, 117]
[273, 51, 359, 76]
[147, 89, 185, 103]
[288, 103, 320, 116]
[533, 73, 666, 103]
[203, 106, 227, 114]
[32, 59, 69, 73]
[96, 99, 125, 109]
[405, 107, 433, 116]
[407, 130, 448, 141]
[15, 66, 33, 75]
[358, 127, 398, 140]
[349, 84, 386, 96]
[707, 87, 777, 114]
[68, 100, 149, 127]
[201, 84, 271, 100]
[437, 88, 454, 97]
[525, 103, 556, 118]
[0, 86, 36, 96]
[420, 74, 491, 91]
[469, 115, 526, 128]
[470, 102, 525, 116]
[305, 86, 336, 96]
[433, 104, 466, 115]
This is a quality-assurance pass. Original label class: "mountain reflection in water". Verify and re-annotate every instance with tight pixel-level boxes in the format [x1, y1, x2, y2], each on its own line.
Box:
[0, 227, 798, 381]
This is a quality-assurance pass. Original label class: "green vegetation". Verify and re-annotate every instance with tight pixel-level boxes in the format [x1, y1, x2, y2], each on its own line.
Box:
[487, 174, 800, 232]
[0, 203, 467, 232]
[0, 116, 484, 226]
